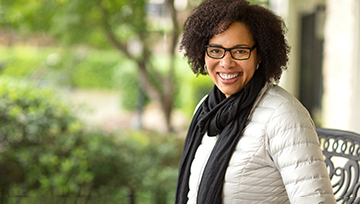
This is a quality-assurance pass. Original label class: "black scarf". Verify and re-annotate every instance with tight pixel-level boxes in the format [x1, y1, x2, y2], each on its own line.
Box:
[175, 71, 265, 204]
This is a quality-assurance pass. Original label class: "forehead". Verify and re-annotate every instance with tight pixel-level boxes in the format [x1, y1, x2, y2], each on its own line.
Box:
[208, 22, 254, 47]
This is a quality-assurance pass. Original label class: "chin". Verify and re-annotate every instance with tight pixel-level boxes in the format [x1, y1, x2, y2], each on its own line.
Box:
[221, 90, 238, 97]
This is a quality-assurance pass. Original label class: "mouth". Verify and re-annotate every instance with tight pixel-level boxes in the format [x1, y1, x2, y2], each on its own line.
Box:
[217, 72, 243, 84]
[217, 72, 242, 84]
[219, 73, 240, 80]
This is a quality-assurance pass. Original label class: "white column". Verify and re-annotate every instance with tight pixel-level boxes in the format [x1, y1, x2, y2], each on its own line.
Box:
[322, 0, 358, 131]
[271, 0, 300, 97]
[349, 0, 360, 133]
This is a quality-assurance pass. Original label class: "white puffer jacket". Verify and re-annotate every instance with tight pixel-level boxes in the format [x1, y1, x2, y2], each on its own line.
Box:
[187, 84, 336, 204]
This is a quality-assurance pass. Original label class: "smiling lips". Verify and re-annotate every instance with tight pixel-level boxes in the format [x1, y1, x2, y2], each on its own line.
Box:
[218, 72, 242, 84]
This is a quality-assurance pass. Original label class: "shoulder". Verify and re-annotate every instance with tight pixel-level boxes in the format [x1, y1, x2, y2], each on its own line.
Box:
[266, 85, 314, 128]
[259, 84, 308, 113]
[256, 84, 314, 125]
[253, 84, 319, 154]
[251, 84, 317, 140]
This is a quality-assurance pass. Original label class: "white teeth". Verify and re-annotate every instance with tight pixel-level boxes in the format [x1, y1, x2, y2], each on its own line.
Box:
[219, 73, 240, 80]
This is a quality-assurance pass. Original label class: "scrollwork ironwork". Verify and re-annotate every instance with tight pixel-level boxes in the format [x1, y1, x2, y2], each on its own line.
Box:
[317, 128, 360, 204]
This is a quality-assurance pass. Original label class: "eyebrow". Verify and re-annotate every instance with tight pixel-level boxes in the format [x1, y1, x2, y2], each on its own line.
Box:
[208, 43, 251, 48]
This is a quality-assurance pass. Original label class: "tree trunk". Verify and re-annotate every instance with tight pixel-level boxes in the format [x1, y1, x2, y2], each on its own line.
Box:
[128, 187, 136, 204]
[161, 93, 173, 133]
[161, 0, 181, 133]
[101, 0, 181, 133]
[153, 187, 168, 204]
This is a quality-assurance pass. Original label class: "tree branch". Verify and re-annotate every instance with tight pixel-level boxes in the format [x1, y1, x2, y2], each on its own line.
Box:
[98, 2, 132, 59]
[99, 0, 164, 104]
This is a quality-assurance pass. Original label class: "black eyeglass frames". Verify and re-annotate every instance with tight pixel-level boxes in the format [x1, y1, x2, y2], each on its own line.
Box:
[205, 44, 257, 60]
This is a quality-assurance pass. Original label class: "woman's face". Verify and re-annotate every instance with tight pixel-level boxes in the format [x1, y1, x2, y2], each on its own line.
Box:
[205, 22, 260, 98]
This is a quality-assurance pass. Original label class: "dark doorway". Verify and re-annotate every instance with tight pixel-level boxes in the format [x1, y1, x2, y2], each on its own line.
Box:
[299, 6, 325, 125]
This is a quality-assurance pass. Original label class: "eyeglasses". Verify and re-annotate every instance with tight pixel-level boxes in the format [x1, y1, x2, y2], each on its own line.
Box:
[205, 44, 257, 60]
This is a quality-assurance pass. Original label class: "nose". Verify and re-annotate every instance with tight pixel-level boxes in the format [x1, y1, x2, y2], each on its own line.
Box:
[219, 51, 235, 69]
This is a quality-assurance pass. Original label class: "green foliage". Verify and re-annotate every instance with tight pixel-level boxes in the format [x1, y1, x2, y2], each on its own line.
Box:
[0, 0, 149, 47]
[114, 59, 145, 110]
[0, 76, 85, 202]
[0, 77, 183, 204]
[71, 50, 120, 88]
[185, 75, 214, 113]
[249, 0, 270, 7]
[0, 46, 214, 113]
[175, 58, 214, 115]
[0, 46, 120, 88]
[0, 46, 51, 77]
[0, 0, 57, 32]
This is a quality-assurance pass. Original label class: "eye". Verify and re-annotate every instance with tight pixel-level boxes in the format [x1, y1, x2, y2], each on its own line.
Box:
[234, 49, 249, 55]
[209, 48, 222, 54]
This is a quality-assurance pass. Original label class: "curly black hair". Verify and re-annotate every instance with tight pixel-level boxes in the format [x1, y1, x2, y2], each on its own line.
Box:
[180, 0, 290, 82]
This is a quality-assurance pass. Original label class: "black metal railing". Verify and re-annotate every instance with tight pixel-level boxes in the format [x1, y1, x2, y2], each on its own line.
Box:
[317, 128, 360, 204]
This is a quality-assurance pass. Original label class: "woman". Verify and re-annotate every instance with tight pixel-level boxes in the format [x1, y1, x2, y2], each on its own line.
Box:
[175, 0, 336, 203]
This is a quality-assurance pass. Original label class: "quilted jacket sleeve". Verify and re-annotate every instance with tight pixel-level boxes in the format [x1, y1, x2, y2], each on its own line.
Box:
[266, 98, 336, 204]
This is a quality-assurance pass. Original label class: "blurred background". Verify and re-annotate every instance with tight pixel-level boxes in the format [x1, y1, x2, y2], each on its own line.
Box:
[0, 0, 359, 203]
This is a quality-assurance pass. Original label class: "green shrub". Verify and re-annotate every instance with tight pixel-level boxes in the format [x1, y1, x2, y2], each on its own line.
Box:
[0, 46, 120, 89]
[113, 59, 148, 110]
[0, 76, 87, 202]
[0, 76, 183, 204]
[71, 50, 120, 89]
[175, 70, 214, 116]
[0, 46, 51, 77]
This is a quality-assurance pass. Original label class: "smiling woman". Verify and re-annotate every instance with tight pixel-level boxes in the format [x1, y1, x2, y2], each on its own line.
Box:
[175, 0, 336, 204]
[205, 22, 259, 98]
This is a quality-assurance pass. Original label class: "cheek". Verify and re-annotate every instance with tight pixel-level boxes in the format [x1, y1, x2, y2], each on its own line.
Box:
[204, 57, 216, 71]
[244, 58, 258, 72]
[246, 62, 257, 72]
[204, 59, 218, 82]
[205, 53, 220, 64]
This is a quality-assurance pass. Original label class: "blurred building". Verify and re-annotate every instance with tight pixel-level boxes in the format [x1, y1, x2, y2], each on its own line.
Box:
[272, 0, 360, 133]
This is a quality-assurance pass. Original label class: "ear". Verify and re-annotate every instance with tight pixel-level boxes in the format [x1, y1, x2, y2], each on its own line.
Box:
[257, 57, 261, 64]
[255, 49, 261, 66]
[256, 59, 262, 70]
